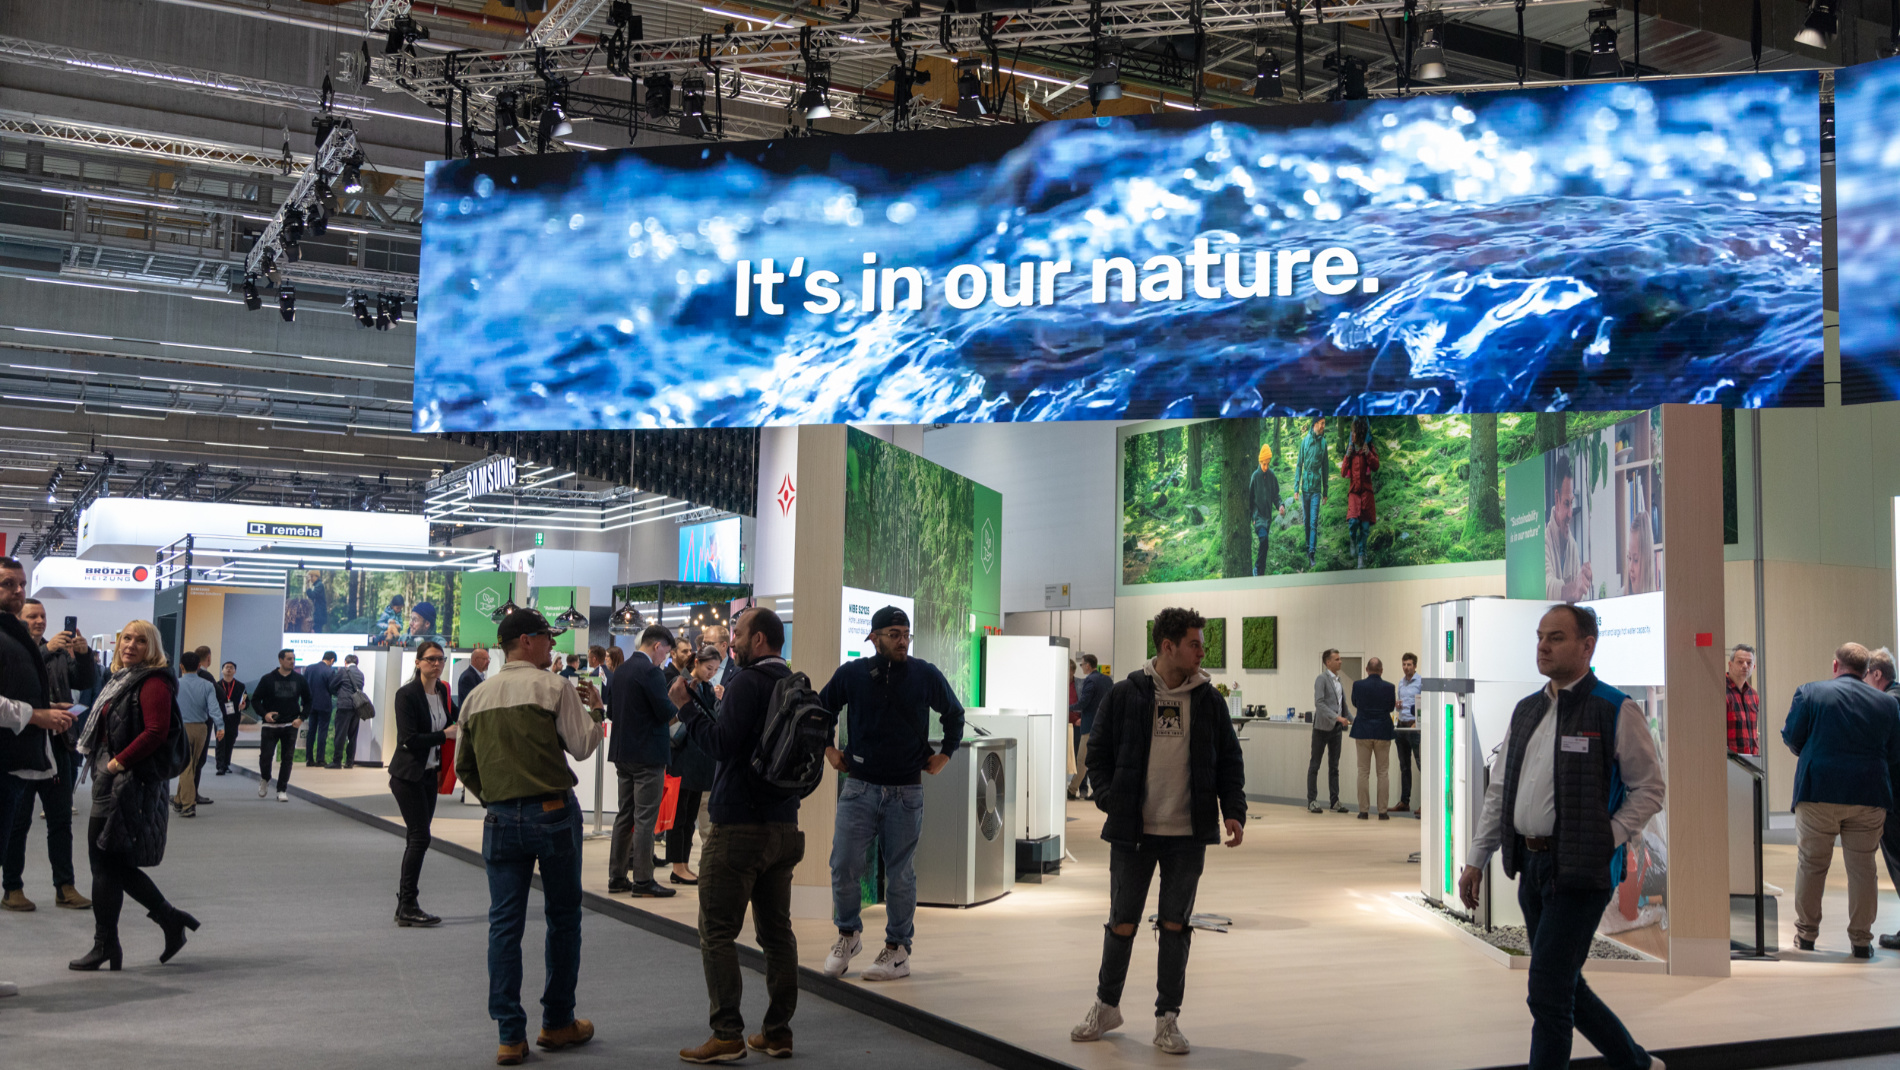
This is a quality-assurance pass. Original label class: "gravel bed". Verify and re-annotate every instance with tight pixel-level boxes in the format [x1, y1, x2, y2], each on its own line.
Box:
[1406, 894, 1644, 960]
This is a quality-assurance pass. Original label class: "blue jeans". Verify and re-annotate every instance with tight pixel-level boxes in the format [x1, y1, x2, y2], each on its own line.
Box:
[483, 793, 584, 1045]
[829, 780, 924, 948]
[1517, 847, 1651, 1070]
[1301, 492, 1323, 555]
[1348, 516, 1371, 559]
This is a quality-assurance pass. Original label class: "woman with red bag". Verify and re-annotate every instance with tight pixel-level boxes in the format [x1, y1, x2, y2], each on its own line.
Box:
[388, 640, 456, 927]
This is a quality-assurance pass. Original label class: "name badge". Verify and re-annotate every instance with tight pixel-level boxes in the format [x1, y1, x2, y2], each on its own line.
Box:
[1560, 735, 1591, 754]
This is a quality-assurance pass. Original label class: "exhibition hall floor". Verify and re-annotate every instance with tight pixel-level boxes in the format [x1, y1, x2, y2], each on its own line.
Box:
[275, 766, 1900, 1070]
[0, 778, 994, 1070]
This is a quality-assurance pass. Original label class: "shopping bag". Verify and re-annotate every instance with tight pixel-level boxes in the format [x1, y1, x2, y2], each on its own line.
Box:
[656, 773, 680, 834]
[438, 738, 458, 795]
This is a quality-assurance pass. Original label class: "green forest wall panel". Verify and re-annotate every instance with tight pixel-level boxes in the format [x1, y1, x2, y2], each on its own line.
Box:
[1242, 616, 1279, 670]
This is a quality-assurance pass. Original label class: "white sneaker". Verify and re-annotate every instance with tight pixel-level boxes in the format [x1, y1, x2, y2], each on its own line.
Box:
[1070, 1000, 1123, 1042]
[822, 932, 861, 978]
[862, 944, 910, 981]
[257, 781, 269, 798]
[1154, 1012, 1189, 1055]
[277, 791, 289, 803]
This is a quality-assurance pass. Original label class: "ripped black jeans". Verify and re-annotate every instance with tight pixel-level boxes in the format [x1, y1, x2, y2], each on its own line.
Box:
[1096, 835, 1206, 1017]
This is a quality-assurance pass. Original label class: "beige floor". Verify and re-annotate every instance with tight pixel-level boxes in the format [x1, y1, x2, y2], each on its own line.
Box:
[282, 765, 1900, 1070]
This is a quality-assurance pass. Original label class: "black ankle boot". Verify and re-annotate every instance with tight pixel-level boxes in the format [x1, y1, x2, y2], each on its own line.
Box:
[151, 907, 200, 963]
[69, 939, 123, 971]
[395, 896, 441, 928]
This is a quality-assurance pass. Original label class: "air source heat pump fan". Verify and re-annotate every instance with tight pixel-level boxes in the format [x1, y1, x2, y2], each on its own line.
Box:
[976, 750, 1006, 841]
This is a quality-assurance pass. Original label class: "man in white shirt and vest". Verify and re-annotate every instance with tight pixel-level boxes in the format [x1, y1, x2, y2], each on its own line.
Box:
[1459, 604, 1665, 1070]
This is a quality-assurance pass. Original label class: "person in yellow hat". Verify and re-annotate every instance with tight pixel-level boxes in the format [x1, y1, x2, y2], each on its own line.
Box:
[1248, 443, 1286, 576]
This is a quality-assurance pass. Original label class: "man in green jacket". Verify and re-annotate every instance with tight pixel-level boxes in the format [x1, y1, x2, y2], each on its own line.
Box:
[1295, 417, 1330, 571]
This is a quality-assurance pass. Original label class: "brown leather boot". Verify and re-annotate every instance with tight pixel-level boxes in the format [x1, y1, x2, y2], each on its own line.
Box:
[2, 889, 34, 912]
[55, 885, 92, 909]
[748, 1033, 793, 1059]
[536, 1018, 594, 1051]
[679, 1036, 747, 1063]
[496, 1042, 528, 1066]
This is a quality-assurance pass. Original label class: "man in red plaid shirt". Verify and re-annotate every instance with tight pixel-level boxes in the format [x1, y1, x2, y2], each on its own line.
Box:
[1726, 644, 1759, 755]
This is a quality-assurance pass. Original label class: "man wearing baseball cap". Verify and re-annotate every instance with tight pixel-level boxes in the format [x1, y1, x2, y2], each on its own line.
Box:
[456, 608, 605, 1067]
[817, 606, 965, 982]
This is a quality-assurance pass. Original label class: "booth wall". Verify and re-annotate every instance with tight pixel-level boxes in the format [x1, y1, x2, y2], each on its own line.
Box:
[21, 592, 153, 645]
[1115, 568, 1504, 714]
[1005, 609, 1115, 669]
[452, 520, 677, 594]
[221, 592, 286, 683]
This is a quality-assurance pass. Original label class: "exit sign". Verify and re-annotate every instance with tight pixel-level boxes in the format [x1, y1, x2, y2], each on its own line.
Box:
[533, 531, 545, 547]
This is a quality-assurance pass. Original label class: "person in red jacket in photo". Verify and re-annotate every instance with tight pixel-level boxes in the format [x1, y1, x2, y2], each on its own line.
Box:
[1340, 418, 1380, 570]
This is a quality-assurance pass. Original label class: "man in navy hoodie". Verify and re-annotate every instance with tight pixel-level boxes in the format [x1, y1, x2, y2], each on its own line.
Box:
[818, 606, 965, 983]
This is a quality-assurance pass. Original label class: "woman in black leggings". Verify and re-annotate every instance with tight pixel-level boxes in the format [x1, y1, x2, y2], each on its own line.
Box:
[664, 647, 721, 885]
[388, 640, 455, 927]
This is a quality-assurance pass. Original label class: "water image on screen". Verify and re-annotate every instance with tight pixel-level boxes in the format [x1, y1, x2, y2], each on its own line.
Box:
[679, 517, 740, 583]
[415, 72, 1822, 430]
[1837, 55, 1900, 405]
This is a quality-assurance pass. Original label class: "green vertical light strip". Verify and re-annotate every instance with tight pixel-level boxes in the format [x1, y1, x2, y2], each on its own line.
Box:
[1443, 702, 1455, 897]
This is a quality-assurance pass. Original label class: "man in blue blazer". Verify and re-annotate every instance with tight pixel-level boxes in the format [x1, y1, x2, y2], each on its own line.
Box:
[607, 624, 679, 898]
[1782, 642, 1900, 957]
[1348, 659, 1397, 819]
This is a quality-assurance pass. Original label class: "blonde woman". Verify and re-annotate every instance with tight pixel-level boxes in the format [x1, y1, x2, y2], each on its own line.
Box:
[70, 620, 198, 970]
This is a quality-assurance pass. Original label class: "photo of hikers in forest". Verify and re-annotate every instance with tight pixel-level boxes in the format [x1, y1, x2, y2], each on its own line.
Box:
[1121, 412, 1649, 584]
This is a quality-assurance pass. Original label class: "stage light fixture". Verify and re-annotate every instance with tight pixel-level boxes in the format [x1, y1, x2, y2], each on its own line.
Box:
[351, 292, 374, 328]
[307, 200, 328, 237]
[340, 153, 365, 195]
[1335, 55, 1369, 100]
[278, 281, 297, 323]
[1088, 37, 1125, 103]
[374, 293, 391, 331]
[242, 276, 262, 311]
[1794, 1, 1839, 48]
[956, 59, 986, 118]
[643, 73, 674, 118]
[679, 75, 710, 137]
[386, 293, 404, 324]
[281, 207, 305, 249]
[1253, 46, 1282, 100]
[541, 98, 574, 139]
[1585, 8, 1622, 77]
[799, 66, 832, 120]
[385, 14, 428, 56]
[1413, 23, 1448, 80]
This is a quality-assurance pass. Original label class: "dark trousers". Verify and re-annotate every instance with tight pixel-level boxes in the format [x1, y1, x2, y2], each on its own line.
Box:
[332, 710, 361, 766]
[86, 810, 169, 945]
[483, 792, 584, 1046]
[666, 789, 703, 865]
[608, 761, 665, 884]
[698, 822, 803, 1042]
[305, 708, 333, 765]
[390, 774, 439, 900]
[1306, 725, 1344, 805]
[1883, 808, 1900, 903]
[1254, 533, 1272, 576]
[4, 747, 75, 892]
[1517, 847, 1651, 1070]
[258, 725, 297, 791]
[1395, 730, 1422, 807]
[1098, 836, 1206, 1016]
[215, 713, 241, 772]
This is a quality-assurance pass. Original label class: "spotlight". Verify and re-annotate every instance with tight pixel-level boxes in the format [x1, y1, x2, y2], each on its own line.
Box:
[1413, 23, 1448, 80]
[307, 200, 328, 237]
[1794, 1, 1838, 48]
[384, 14, 428, 55]
[340, 152, 365, 194]
[386, 293, 404, 324]
[679, 75, 710, 137]
[281, 206, 305, 248]
[351, 291, 374, 328]
[242, 276, 262, 311]
[1088, 36, 1125, 104]
[1585, 7, 1621, 77]
[1333, 54, 1369, 100]
[643, 73, 674, 119]
[956, 59, 986, 118]
[1253, 46, 1282, 100]
[374, 293, 392, 331]
[278, 280, 296, 322]
[799, 66, 832, 120]
[541, 98, 574, 139]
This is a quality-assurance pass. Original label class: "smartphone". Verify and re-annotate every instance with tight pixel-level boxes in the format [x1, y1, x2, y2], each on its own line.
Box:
[63, 615, 77, 635]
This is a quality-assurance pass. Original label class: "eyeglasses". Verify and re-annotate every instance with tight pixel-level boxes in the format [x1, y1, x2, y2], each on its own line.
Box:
[417, 655, 446, 664]
[877, 629, 911, 641]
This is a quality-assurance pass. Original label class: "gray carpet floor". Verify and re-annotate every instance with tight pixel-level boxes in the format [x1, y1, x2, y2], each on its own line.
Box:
[0, 772, 994, 1070]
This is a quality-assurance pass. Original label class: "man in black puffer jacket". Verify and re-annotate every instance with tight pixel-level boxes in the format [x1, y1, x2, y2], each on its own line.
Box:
[1070, 606, 1245, 1057]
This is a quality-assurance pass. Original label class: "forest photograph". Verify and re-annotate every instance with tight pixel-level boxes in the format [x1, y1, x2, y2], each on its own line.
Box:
[1121, 413, 1638, 585]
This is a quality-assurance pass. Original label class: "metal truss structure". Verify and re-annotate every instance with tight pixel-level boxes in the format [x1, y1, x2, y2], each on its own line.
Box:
[239, 121, 419, 297]
[0, 108, 302, 174]
[0, 34, 381, 119]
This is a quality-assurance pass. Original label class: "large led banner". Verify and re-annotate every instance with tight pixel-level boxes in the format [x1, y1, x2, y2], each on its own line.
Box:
[415, 71, 1822, 431]
[1838, 55, 1900, 405]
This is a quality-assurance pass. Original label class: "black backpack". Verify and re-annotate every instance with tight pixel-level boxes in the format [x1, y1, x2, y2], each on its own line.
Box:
[750, 669, 835, 800]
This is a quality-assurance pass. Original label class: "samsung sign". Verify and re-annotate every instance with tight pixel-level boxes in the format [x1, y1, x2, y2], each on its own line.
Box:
[465, 456, 518, 500]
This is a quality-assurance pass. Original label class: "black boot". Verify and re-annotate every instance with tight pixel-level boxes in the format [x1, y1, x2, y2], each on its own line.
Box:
[151, 907, 200, 963]
[69, 939, 124, 971]
[395, 896, 441, 928]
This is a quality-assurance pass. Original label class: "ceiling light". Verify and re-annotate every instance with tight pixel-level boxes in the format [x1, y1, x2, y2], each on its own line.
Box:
[351, 292, 374, 328]
[679, 75, 710, 137]
[643, 73, 674, 118]
[385, 293, 404, 324]
[278, 281, 296, 323]
[609, 602, 645, 635]
[374, 293, 391, 331]
[1585, 7, 1621, 77]
[554, 599, 589, 632]
[542, 99, 574, 139]
[242, 276, 262, 311]
[340, 153, 365, 195]
[1794, 1, 1838, 48]
[799, 66, 832, 120]
[957, 59, 987, 118]
[1253, 46, 1282, 100]
[1413, 23, 1448, 80]
[281, 207, 304, 248]
[1088, 37, 1125, 104]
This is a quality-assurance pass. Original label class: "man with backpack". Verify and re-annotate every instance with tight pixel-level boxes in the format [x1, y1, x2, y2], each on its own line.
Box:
[817, 605, 965, 982]
[674, 607, 809, 1063]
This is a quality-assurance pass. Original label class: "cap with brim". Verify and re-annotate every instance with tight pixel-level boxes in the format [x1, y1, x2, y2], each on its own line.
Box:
[497, 608, 554, 645]
[869, 606, 910, 635]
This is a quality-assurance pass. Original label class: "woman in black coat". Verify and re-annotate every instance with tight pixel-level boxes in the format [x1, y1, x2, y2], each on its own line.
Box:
[664, 647, 721, 885]
[388, 640, 455, 927]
